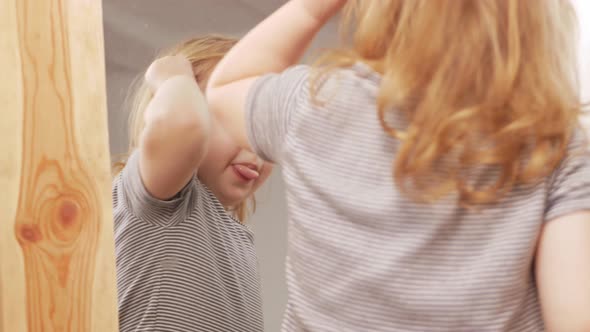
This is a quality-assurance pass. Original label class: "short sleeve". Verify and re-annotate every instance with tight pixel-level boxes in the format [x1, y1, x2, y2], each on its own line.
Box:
[545, 132, 590, 221]
[245, 65, 310, 163]
[119, 150, 197, 227]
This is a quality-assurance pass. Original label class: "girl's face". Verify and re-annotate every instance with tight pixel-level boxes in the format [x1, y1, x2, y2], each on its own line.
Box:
[196, 116, 272, 209]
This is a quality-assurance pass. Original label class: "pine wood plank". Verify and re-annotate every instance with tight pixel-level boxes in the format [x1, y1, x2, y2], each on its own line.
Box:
[0, 0, 119, 330]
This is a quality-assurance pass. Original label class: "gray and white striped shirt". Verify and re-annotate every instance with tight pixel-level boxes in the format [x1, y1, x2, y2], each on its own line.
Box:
[246, 63, 590, 332]
[113, 151, 264, 332]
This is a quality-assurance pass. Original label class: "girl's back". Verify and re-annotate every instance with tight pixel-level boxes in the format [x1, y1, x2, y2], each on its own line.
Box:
[246, 63, 590, 331]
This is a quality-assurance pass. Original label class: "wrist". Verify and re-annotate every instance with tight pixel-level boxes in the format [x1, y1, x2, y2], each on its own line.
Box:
[297, 0, 347, 23]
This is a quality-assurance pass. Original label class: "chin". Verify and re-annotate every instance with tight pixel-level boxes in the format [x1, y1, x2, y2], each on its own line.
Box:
[219, 187, 251, 208]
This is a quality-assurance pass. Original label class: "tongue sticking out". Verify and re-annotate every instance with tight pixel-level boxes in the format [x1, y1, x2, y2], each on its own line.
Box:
[233, 164, 260, 181]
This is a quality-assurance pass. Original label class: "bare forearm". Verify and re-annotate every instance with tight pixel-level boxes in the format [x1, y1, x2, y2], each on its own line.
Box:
[208, 0, 337, 89]
[140, 75, 210, 199]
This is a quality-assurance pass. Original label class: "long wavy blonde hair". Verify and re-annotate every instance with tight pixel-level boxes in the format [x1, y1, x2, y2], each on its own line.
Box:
[313, 0, 583, 204]
[114, 35, 254, 221]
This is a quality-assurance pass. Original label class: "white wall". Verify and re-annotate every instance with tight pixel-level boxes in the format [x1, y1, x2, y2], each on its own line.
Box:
[573, 0, 590, 131]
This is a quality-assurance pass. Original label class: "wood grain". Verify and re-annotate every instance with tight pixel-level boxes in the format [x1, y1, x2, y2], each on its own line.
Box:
[0, 0, 119, 331]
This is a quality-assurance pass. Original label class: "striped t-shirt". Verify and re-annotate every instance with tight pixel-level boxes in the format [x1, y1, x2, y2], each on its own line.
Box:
[112, 151, 264, 332]
[246, 63, 590, 332]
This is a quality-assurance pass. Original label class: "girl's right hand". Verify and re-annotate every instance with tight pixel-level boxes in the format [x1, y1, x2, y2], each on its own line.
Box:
[145, 55, 194, 92]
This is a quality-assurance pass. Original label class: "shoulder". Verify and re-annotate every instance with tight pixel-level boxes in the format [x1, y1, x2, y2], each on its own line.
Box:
[305, 62, 382, 109]
[112, 151, 206, 227]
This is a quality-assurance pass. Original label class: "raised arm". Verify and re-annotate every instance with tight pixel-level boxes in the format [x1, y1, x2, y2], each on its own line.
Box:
[138, 55, 210, 200]
[206, 0, 347, 148]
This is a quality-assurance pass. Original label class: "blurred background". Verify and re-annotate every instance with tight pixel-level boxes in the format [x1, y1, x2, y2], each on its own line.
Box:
[102, 1, 589, 331]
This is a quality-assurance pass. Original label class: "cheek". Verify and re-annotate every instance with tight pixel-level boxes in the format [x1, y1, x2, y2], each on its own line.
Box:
[199, 132, 238, 179]
[199, 151, 228, 183]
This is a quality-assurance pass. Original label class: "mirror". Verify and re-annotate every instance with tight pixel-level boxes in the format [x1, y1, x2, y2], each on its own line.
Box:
[104, 1, 337, 331]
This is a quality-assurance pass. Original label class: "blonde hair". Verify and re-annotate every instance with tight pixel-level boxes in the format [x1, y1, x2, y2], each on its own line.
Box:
[114, 35, 254, 222]
[313, 0, 583, 204]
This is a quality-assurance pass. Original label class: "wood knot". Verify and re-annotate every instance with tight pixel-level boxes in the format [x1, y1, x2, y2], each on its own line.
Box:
[18, 224, 42, 243]
[59, 199, 79, 227]
[50, 197, 84, 243]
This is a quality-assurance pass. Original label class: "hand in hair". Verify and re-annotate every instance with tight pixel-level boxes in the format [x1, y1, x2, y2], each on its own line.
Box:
[145, 55, 194, 91]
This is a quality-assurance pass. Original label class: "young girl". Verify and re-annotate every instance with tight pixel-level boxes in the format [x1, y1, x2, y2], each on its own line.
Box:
[207, 1, 590, 331]
[112, 35, 271, 332]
